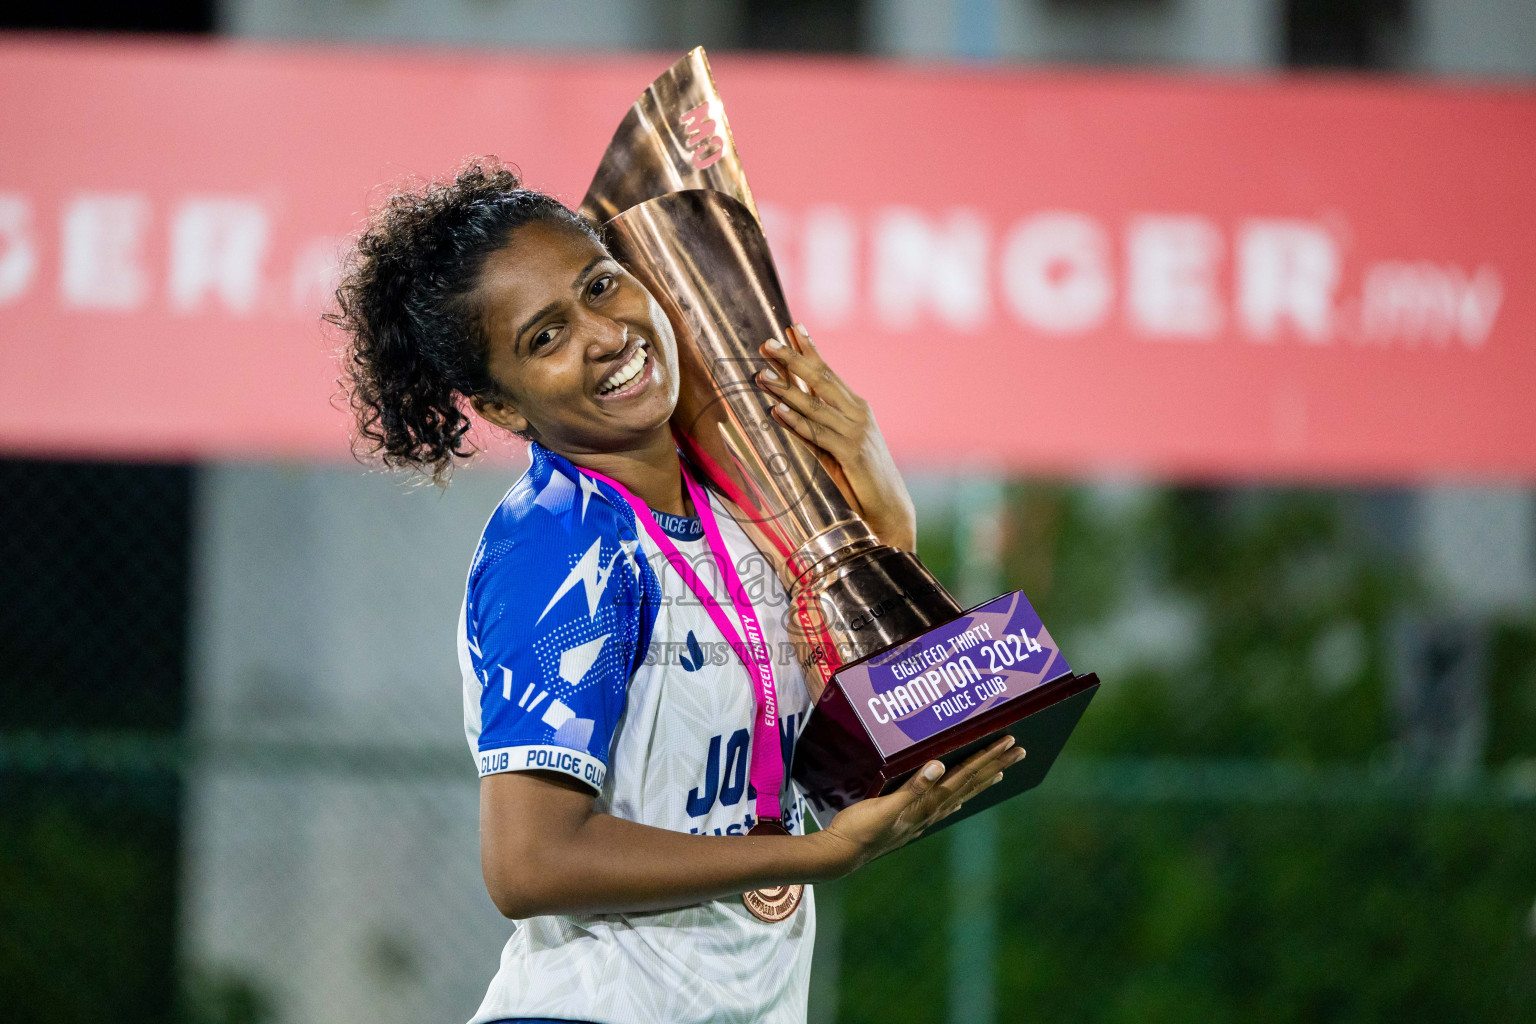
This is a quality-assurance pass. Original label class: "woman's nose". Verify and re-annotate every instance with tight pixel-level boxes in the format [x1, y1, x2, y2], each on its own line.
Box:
[586, 318, 628, 359]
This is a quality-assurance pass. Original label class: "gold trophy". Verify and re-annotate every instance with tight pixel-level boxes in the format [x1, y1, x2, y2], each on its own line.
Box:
[581, 49, 1098, 830]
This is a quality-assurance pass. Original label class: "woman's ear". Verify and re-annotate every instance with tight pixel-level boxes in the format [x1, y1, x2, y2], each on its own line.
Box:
[471, 393, 531, 437]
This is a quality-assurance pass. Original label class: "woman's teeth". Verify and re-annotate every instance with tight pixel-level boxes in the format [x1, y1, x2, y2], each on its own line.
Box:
[597, 346, 648, 395]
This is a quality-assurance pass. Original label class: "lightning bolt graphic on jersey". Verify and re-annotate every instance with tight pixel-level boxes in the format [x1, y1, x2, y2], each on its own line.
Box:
[537, 537, 620, 623]
[578, 472, 603, 523]
[618, 537, 642, 579]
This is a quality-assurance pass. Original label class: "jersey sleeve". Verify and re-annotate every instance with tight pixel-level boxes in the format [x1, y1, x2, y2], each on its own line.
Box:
[463, 485, 658, 792]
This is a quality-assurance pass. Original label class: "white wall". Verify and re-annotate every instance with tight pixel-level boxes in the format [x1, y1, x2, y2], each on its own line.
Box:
[219, 0, 743, 52]
[1417, 485, 1536, 618]
[181, 459, 525, 1024]
[1417, 0, 1536, 78]
[868, 0, 1281, 68]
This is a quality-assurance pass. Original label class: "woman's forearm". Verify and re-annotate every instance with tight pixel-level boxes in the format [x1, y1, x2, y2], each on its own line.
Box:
[487, 812, 845, 919]
[480, 773, 856, 919]
[481, 738, 1021, 919]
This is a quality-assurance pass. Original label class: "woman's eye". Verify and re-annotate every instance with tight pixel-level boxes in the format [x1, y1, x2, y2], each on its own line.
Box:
[531, 327, 557, 351]
[589, 275, 614, 299]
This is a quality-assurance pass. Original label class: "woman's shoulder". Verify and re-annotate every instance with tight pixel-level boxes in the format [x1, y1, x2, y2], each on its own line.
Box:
[469, 443, 646, 596]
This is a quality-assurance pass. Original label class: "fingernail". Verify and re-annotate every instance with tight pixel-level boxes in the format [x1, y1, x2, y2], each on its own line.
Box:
[991, 773, 1004, 785]
[923, 762, 944, 782]
[765, 338, 785, 352]
[1001, 736, 1016, 749]
[1011, 749, 1027, 763]
[775, 402, 788, 414]
[760, 368, 781, 385]
[793, 323, 807, 336]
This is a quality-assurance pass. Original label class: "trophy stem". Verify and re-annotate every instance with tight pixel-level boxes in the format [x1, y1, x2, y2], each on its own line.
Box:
[787, 543, 962, 699]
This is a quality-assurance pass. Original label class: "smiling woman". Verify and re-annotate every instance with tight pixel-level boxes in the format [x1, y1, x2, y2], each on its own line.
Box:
[326, 157, 1023, 1024]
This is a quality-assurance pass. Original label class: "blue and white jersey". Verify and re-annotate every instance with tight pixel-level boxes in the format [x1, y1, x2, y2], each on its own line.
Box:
[460, 443, 816, 1024]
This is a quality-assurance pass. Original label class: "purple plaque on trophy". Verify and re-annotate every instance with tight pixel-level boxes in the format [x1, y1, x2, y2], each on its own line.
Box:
[792, 592, 1096, 830]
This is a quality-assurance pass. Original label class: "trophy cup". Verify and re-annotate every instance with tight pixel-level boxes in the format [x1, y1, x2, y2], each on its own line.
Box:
[581, 49, 1099, 832]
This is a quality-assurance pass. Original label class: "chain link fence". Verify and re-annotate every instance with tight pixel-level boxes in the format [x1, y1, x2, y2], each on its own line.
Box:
[4, 457, 1536, 1024]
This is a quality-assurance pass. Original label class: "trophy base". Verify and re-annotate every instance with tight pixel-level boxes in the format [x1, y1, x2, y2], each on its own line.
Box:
[791, 590, 1098, 837]
[878, 673, 1098, 835]
[797, 672, 1098, 833]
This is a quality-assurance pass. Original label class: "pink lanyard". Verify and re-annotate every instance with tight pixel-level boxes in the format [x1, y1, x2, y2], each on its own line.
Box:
[578, 463, 785, 825]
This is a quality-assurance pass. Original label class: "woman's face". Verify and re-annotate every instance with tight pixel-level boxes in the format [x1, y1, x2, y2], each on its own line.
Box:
[471, 220, 680, 454]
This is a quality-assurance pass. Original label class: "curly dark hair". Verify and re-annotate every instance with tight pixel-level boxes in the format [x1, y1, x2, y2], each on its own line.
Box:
[327, 157, 598, 483]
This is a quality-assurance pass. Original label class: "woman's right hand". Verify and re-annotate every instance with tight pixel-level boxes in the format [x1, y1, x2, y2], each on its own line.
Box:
[807, 736, 1026, 878]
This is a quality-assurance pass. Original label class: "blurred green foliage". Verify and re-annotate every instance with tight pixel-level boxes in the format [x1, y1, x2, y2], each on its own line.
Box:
[831, 801, 1536, 1024]
[7, 470, 1536, 1022]
[1489, 623, 1536, 767]
[825, 483, 1536, 1022]
[999, 484, 1409, 762]
[0, 778, 180, 1023]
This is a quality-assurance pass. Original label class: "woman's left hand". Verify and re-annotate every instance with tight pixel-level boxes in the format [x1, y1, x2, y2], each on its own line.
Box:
[755, 323, 918, 552]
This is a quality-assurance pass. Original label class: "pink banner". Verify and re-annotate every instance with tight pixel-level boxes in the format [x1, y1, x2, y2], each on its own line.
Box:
[2, 38, 1533, 480]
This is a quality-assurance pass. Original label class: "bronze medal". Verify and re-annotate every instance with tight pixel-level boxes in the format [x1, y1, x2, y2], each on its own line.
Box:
[743, 883, 804, 923]
[743, 819, 803, 923]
